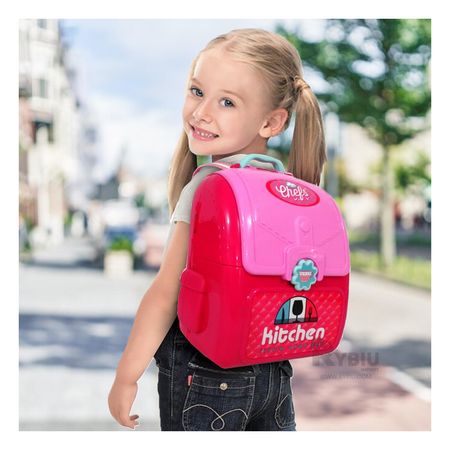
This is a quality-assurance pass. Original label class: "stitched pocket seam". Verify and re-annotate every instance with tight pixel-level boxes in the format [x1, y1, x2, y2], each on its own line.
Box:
[274, 375, 296, 429]
[182, 374, 255, 431]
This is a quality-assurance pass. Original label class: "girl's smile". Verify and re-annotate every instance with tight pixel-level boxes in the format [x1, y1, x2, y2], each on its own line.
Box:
[190, 124, 219, 141]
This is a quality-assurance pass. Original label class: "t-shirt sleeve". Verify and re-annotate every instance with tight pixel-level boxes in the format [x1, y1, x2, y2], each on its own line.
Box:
[170, 167, 216, 225]
[170, 184, 193, 224]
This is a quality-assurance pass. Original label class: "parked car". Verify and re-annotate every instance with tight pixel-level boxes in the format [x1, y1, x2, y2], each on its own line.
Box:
[97, 200, 145, 257]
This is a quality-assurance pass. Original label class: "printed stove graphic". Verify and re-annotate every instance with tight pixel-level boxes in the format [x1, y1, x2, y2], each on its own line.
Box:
[274, 296, 318, 324]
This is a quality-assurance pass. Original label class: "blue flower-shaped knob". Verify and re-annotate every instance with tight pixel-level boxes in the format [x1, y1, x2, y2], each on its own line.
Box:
[291, 259, 318, 291]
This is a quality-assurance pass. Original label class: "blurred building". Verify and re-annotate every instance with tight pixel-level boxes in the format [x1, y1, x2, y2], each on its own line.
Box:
[19, 79, 36, 227]
[19, 19, 97, 245]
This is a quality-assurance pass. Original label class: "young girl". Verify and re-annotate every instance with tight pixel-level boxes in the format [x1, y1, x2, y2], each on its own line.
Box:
[108, 27, 326, 431]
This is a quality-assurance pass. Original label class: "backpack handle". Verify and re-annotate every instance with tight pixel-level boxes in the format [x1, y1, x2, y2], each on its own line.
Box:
[239, 154, 285, 172]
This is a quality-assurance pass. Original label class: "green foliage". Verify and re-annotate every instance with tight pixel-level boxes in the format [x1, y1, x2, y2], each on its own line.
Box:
[108, 237, 134, 254]
[276, 19, 431, 147]
[64, 210, 73, 227]
[394, 151, 431, 193]
[351, 250, 430, 290]
[23, 240, 32, 252]
[134, 192, 146, 208]
[23, 216, 35, 232]
[349, 229, 431, 247]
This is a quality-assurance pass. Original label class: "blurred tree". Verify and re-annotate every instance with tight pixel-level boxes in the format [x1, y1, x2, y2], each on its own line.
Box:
[394, 151, 430, 194]
[329, 157, 363, 196]
[134, 192, 146, 208]
[276, 19, 431, 267]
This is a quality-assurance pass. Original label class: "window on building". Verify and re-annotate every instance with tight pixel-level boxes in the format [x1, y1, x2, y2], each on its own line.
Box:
[38, 78, 48, 98]
[33, 122, 54, 144]
[37, 19, 47, 29]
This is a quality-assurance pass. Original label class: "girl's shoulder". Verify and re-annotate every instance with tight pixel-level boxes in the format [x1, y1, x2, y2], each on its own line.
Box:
[171, 165, 220, 225]
[171, 153, 275, 224]
[216, 153, 277, 170]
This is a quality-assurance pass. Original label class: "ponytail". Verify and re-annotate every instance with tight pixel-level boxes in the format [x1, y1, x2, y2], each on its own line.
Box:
[287, 79, 326, 186]
[167, 57, 200, 216]
[167, 131, 197, 217]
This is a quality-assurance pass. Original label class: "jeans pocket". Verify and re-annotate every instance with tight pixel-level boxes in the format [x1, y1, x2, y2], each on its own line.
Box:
[182, 367, 255, 431]
[274, 367, 296, 430]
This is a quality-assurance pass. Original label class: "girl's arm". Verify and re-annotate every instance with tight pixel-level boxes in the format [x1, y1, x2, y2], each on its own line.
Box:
[114, 220, 190, 384]
[109, 221, 190, 428]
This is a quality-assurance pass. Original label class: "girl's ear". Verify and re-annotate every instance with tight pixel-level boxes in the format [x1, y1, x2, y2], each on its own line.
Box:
[259, 108, 289, 138]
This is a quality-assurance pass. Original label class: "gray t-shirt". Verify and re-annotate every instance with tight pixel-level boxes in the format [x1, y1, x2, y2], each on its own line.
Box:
[163, 153, 279, 257]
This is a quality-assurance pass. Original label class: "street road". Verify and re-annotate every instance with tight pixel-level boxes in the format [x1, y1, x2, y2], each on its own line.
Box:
[19, 236, 430, 431]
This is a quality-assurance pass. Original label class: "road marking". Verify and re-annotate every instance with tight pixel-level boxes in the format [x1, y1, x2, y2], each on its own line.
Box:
[384, 366, 431, 402]
[339, 338, 431, 402]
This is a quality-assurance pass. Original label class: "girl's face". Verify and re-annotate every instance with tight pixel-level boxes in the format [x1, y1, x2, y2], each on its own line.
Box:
[182, 48, 274, 160]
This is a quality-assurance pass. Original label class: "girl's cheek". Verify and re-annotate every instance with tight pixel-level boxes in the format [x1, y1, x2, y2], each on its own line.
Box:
[183, 97, 198, 114]
[182, 102, 192, 119]
[183, 97, 192, 108]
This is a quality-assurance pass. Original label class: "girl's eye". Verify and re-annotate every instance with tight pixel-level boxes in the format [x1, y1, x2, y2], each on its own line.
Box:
[190, 87, 203, 97]
[189, 87, 234, 107]
[221, 99, 234, 108]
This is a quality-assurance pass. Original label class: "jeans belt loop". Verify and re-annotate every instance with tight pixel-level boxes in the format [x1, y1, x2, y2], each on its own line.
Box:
[252, 364, 261, 376]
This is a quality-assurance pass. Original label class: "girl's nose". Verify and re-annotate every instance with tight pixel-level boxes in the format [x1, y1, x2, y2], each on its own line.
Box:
[193, 100, 213, 123]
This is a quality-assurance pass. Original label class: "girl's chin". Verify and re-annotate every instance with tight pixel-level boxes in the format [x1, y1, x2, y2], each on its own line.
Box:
[188, 143, 220, 157]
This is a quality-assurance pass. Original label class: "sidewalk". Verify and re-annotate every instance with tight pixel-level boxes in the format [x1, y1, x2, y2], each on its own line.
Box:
[290, 269, 431, 431]
[291, 351, 431, 431]
[19, 236, 431, 431]
[20, 236, 161, 431]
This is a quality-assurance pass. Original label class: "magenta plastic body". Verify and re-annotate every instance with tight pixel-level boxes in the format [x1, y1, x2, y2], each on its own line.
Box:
[178, 167, 350, 368]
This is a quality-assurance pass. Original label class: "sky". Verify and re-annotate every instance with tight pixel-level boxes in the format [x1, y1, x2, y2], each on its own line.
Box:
[61, 19, 325, 183]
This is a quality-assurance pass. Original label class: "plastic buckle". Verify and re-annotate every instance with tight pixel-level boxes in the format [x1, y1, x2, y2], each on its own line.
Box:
[291, 259, 318, 291]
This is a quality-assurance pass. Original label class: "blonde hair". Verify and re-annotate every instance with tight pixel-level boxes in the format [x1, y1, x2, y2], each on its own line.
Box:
[167, 28, 326, 216]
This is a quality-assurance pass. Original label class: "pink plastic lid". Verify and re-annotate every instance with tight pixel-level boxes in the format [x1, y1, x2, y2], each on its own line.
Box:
[217, 167, 350, 281]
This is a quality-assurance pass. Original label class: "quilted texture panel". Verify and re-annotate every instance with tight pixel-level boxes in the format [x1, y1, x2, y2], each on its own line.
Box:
[245, 289, 345, 361]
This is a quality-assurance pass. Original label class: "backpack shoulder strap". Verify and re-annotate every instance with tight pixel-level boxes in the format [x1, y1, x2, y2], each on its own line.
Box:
[192, 161, 237, 177]
[192, 154, 290, 178]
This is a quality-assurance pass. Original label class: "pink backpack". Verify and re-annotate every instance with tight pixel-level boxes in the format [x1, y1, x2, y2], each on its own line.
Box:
[178, 154, 350, 368]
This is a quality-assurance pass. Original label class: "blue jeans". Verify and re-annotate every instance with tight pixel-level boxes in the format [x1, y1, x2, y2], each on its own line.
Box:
[153, 318, 297, 431]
